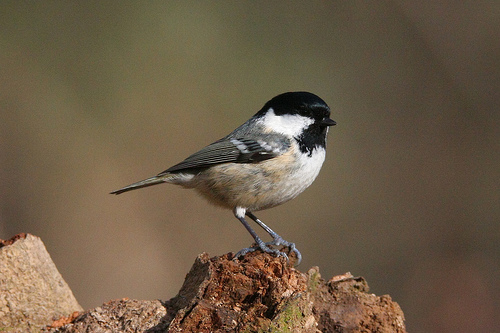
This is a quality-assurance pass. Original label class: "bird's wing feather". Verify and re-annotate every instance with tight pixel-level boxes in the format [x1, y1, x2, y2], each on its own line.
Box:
[159, 137, 283, 174]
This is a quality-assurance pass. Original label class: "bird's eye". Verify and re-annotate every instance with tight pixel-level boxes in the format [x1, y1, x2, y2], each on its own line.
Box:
[297, 105, 311, 117]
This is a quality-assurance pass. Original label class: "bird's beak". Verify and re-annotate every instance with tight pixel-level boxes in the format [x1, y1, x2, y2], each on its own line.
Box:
[322, 118, 336, 126]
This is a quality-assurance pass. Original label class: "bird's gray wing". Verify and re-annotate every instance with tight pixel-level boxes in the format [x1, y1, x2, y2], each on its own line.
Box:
[159, 137, 285, 174]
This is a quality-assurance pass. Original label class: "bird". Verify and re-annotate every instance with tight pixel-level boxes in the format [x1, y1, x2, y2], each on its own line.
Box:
[111, 91, 336, 265]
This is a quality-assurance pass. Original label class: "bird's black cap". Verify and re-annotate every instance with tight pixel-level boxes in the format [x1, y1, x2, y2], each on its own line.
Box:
[257, 91, 331, 120]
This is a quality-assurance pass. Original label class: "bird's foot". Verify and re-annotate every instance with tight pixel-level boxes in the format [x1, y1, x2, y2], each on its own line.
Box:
[234, 237, 302, 265]
[266, 237, 302, 266]
[234, 242, 288, 261]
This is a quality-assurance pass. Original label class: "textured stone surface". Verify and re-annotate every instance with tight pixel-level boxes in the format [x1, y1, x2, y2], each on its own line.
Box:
[0, 233, 82, 332]
[47, 251, 406, 332]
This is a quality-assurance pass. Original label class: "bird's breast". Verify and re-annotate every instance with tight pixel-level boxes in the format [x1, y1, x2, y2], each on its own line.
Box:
[189, 144, 326, 211]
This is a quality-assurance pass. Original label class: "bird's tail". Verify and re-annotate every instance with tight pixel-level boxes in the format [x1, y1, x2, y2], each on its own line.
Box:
[110, 176, 167, 195]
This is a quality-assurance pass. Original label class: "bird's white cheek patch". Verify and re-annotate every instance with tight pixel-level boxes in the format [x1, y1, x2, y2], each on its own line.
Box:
[260, 108, 314, 137]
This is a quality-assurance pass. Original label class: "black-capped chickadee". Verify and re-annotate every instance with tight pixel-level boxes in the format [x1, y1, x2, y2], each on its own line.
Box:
[111, 91, 336, 265]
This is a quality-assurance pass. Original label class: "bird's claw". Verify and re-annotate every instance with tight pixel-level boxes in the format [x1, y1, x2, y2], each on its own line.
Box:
[234, 243, 287, 259]
[265, 237, 302, 265]
[234, 240, 301, 266]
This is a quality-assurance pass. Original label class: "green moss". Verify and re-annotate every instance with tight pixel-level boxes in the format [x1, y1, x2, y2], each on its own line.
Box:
[266, 301, 305, 333]
[307, 269, 322, 293]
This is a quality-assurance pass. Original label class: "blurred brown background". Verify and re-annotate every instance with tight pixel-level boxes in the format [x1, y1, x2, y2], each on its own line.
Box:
[1, 2, 498, 332]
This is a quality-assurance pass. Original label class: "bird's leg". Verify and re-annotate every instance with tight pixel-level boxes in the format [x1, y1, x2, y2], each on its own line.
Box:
[246, 211, 302, 265]
[233, 207, 287, 260]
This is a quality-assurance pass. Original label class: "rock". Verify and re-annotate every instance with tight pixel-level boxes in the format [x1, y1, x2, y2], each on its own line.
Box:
[47, 251, 406, 332]
[0, 233, 82, 332]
